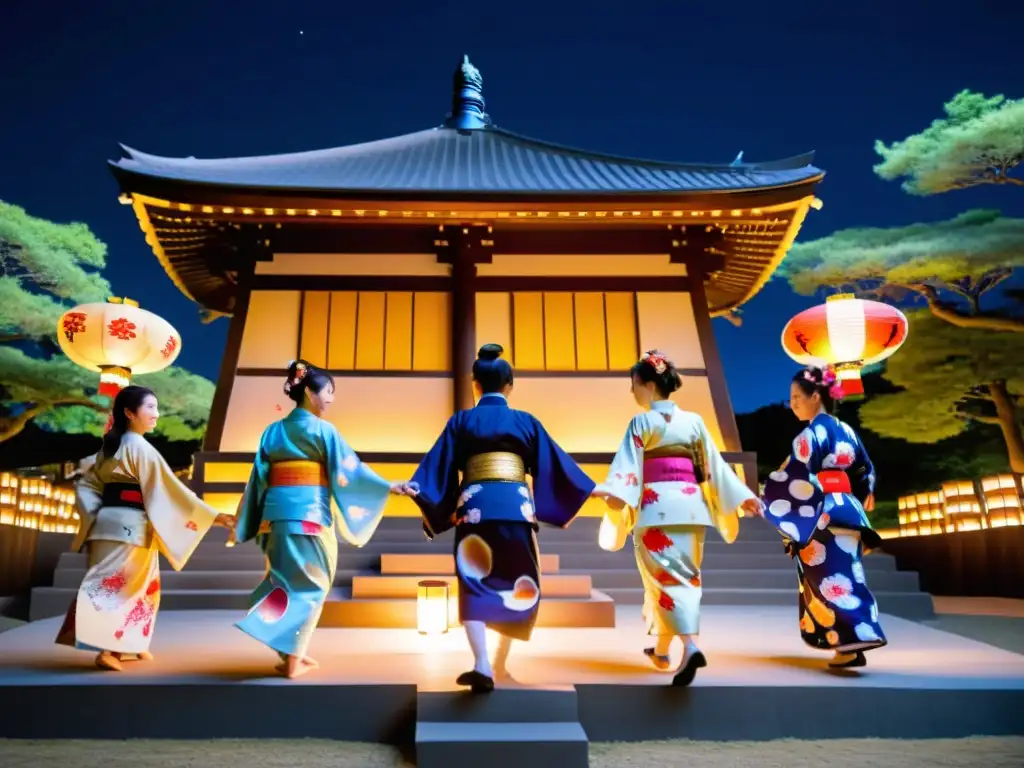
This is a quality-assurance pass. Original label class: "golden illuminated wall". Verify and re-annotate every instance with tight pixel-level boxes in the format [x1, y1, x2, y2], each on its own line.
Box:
[295, 291, 450, 371]
[475, 291, 703, 371]
[509, 375, 723, 452]
[238, 290, 301, 368]
[220, 375, 452, 453]
[475, 289, 722, 452]
[476, 292, 640, 371]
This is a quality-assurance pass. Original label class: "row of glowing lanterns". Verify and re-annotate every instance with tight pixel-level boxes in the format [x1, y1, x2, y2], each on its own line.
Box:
[897, 474, 1023, 536]
[0, 472, 81, 534]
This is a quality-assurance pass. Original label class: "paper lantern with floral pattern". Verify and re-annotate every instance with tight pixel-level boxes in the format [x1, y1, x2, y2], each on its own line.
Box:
[57, 296, 182, 397]
[781, 293, 908, 399]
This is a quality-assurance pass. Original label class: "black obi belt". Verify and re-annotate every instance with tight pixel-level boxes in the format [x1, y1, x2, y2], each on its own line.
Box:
[101, 482, 145, 511]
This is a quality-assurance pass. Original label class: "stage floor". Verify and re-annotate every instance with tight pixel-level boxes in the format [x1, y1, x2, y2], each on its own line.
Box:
[2, 606, 1023, 742]
[2, 605, 1023, 689]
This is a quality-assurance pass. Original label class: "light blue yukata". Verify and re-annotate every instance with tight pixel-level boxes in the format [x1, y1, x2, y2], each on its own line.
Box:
[233, 407, 391, 659]
[761, 412, 887, 655]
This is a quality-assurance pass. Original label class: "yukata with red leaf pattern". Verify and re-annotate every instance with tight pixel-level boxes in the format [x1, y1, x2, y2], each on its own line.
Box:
[761, 413, 887, 655]
[596, 400, 755, 637]
[56, 431, 219, 655]
[233, 407, 392, 660]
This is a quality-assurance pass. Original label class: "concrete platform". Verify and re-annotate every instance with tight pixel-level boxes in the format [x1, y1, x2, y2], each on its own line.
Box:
[1, 606, 1022, 744]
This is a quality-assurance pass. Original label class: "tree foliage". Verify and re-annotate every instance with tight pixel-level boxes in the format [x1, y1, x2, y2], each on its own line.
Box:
[874, 89, 1024, 194]
[778, 210, 1024, 333]
[0, 201, 214, 444]
[858, 310, 1024, 471]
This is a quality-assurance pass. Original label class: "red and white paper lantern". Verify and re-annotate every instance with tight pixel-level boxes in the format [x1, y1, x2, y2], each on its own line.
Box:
[781, 293, 909, 399]
[57, 297, 181, 398]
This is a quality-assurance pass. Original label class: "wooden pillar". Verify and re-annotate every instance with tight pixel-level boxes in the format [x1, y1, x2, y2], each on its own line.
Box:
[203, 228, 268, 452]
[437, 225, 493, 412]
[671, 225, 743, 454]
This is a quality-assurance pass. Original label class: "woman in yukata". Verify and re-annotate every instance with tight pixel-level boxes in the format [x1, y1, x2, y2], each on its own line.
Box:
[592, 351, 763, 687]
[760, 365, 887, 669]
[56, 386, 234, 671]
[398, 343, 594, 693]
[232, 360, 405, 679]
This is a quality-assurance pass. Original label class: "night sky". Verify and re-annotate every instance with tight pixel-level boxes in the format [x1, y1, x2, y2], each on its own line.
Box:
[2, 1, 1020, 414]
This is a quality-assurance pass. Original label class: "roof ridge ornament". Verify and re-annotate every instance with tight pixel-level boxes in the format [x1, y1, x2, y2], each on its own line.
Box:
[446, 54, 490, 131]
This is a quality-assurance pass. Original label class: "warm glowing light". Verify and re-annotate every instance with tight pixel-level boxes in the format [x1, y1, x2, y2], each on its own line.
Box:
[417, 579, 450, 635]
[941, 480, 987, 532]
[781, 294, 909, 399]
[980, 474, 1023, 527]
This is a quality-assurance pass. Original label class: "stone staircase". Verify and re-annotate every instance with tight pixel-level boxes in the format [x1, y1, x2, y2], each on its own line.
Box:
[416, 687, 588, 768]
[29, 517, 935, 622]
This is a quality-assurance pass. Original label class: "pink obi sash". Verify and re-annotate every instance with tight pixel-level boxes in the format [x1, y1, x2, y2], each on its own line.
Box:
[643, 456, 698, 485]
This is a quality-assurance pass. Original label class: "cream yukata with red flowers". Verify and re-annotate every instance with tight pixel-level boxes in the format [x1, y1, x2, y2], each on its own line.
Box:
[56, 431, 220, 656]
[597, 400, 756, 643]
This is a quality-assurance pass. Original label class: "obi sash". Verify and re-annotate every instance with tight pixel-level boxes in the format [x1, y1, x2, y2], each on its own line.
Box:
[644, 445, 706, 483]
[101, 482, 145, 510]
[269, 460, 328, 488]
[643, 456, 698, 485]
[463, 452, 527, 484]
[817, 470, 852, 495]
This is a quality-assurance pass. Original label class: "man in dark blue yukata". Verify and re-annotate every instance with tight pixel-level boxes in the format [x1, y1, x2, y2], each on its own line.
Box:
[394, 343, 594, 692]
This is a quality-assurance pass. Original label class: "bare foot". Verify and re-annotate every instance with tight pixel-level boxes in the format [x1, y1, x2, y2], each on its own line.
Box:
[119, 652, 155, 663]
[277, 655, 317, 679]
[95, 651, 122, 672]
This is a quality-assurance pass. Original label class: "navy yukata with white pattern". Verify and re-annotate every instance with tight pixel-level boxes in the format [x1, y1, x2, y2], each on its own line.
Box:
[761, 413, 887, 654]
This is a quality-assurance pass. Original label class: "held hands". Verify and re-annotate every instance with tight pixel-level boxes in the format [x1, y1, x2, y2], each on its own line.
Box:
[390, 481, 419, 497]
[590, 489, 625, 512]
[740, 498, 765, 518]
[213, 513, 235, 529]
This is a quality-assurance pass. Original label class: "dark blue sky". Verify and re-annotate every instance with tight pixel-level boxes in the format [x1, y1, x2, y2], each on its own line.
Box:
[2, 1, 1019, 413]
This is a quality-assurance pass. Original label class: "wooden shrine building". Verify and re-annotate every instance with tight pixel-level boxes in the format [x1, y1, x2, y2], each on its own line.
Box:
[109, 56, 824, 520]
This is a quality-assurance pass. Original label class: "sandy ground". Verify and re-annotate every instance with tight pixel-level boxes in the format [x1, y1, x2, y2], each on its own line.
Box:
[1, 738, 1023, 768]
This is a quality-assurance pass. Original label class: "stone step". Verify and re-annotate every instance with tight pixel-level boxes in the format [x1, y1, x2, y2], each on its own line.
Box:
[29, 587, 253, 621]
[416, 721, 588, 768]
[380, 553, 560, 575]
[416, 687, 579, 723]
[318, 587, 615, 629]
[554, 552, 899, 571]
[601, 586, 935, 618]
[186, 538, 791, 556]
[574, 567, 920, 591]
[351, 574, 593, 599]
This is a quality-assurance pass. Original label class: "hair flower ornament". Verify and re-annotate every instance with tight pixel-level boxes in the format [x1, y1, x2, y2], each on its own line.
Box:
[283, 361, 308, 395]
[640, 350, 668, 375]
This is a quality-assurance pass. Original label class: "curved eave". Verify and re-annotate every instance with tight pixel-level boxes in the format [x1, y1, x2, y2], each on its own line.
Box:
[108, 126, 822, 199]
[109, 164, 825, 214]
[121, 184, 821, 318]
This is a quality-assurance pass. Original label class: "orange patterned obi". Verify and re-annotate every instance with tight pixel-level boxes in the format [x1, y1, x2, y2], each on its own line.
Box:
[268, 460, 328, 488]
[817, 470, 852, 494]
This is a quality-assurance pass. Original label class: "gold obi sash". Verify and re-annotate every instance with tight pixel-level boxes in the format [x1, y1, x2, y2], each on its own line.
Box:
[268, 460, 328, 487]
[463, 452, 527, 484]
